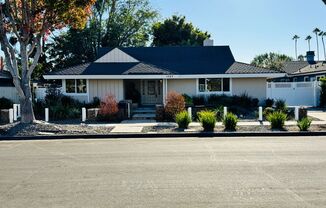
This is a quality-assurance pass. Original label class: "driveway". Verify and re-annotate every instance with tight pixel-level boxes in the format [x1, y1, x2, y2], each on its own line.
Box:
[308, 109, 326, 121]
[0, 137, 326, 208]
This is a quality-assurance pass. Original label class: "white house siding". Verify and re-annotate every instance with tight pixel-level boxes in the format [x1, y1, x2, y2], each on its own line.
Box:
[89, 80, 124, 102]
[167, 79, 197, 96]
[232, 78, 267, 102]
[0, 86, 19, 103]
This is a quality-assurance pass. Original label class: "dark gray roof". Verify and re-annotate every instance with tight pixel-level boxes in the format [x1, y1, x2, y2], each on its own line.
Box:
[48, 46, 280, 76]
[226, 62, 280, 74]
[280, 61, 310, 74]
[122, 63, 173, 75]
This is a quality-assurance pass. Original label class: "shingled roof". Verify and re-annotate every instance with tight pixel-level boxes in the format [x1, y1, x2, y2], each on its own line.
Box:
[280, 61, 310, 74]
[47, 46, 280, 76]
[226, 62, 280, 74]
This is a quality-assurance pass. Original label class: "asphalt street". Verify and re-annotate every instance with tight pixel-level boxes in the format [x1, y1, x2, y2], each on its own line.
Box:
[0, 136, 326, 208]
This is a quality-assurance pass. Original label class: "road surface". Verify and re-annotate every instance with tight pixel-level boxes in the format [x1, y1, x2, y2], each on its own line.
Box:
[0, 136, 326, 207]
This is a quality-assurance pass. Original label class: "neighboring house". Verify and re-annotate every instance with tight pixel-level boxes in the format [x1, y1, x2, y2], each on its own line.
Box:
[274, 51, 326, 82]
[0, 61, 20, 103]
[43, 41, 284, 105]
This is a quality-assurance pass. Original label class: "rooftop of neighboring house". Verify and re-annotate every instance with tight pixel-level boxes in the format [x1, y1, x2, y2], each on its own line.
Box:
[280, 51, 326, 76]
[47, 42, 280, 77]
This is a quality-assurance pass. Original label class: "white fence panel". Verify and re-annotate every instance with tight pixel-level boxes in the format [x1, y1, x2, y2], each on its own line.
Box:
[0, 86, 19, 103]
[267, 81, 320, 107]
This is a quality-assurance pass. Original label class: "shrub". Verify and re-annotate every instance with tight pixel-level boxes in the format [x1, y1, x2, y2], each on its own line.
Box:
[0, 97, 13, 109]
[198, 110, 216, 132]
[175, 111, 192, 129]
[192, 95, 205, 106]
[99, 94, 119, 120]
[297, 118, 312, 131]
[214, 106, 224, 121]
[165, 91, 185, 120]
[207, 94, 233, 107]
[223, 113, 238, 131]
[267, 111, 287, 129]
[85, 97, 101, 108]
[45, 84, 63, 106]
[265, 98, 274, 107]
[252, 98, 259, 108]
[61, 95, 78, 107]
[263, 107, 274, 118]
[275, 99, 287, 112]
[33, 100, 45, 119]
[182, 94, 193, 106]
[320, 77, 326, 107]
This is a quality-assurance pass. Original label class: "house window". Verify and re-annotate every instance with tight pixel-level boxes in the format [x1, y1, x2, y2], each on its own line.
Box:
[293, 78, 298, 82]
[207, 78, 222, 92]
[304, 76, 309, 82]
[65, 79, 87, 94]
[316, 76, 325, 81]
[198, 78, 230, 93]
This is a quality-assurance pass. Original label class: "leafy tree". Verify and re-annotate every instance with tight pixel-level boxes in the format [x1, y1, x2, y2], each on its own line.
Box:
[0, 0, 95, 123]
[102, 0, 158, 47]
[47, 25, 98, 70]
[298, 54, 305, 61]
[152, 15, 211, 47]
[251, 53, 293, 70]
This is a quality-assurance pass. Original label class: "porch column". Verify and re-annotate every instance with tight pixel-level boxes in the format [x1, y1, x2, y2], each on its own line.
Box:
[163, 79, 168, 105]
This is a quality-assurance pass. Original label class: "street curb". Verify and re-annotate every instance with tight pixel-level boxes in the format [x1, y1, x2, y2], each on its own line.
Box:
[1, 131, 326, 141]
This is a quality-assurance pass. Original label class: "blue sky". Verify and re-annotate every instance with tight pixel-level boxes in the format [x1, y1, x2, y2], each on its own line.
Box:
[150, 0, 326, 63]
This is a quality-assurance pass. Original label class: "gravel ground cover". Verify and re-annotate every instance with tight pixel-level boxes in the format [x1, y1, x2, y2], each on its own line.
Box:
[142, 124, 326, 133]
[0, 121, 113, 137]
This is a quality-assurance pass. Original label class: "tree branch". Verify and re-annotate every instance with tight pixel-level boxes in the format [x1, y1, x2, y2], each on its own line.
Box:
[27, 36, 42, 78]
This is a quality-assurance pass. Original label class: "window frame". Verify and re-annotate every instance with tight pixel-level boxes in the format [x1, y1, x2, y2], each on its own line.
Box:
[197, 78, 231, 95]
[64, 79, 88, 95]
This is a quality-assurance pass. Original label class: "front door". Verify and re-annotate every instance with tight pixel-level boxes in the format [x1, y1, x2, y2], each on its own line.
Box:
[141, 80, 163, 105]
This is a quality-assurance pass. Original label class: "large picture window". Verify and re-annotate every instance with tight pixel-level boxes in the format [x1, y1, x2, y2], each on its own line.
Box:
[65, 79, 87, 94]
[198, 78, 230, 93]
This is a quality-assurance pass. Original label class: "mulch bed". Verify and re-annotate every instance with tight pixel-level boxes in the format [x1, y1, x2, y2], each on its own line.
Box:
[143, 124, 326, 133]
[0, 121, 113, 137]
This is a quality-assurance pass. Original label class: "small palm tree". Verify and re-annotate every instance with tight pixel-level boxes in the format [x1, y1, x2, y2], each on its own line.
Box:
[305, 35, 312, 51]
[319, 31, 326, 61]
[313, 28, 321, 61]
[293, 35, 300, 60]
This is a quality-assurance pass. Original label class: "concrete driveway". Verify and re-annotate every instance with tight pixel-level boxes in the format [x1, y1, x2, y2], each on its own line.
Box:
[0, 137, 326, 208]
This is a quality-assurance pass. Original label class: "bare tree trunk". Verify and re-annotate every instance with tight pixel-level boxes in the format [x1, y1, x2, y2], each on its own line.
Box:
[20, 84, 35, 123]
[322, 37, 326, 61]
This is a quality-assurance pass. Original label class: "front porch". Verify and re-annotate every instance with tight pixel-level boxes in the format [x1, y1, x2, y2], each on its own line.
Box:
[124, 79, 167, 106]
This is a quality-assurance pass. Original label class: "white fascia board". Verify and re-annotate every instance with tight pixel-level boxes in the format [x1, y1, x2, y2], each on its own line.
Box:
[43, 73, 286, 80]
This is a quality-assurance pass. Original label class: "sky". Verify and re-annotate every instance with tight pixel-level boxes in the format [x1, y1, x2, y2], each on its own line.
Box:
[150, 0, 326, 63]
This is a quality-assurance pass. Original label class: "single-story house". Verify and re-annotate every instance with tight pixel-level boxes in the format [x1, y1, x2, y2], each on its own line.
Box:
[44, 41, 284, 105]
[274, 51, 326, 82]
